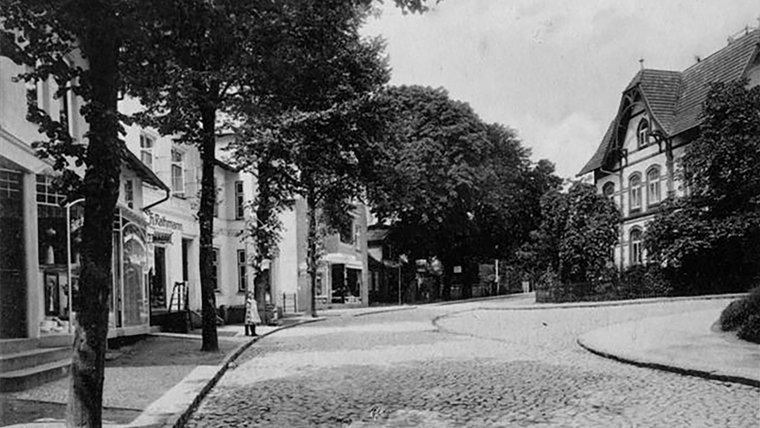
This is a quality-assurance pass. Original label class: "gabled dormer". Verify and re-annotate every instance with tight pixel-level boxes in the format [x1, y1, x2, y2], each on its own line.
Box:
[580, 27, 760, 178]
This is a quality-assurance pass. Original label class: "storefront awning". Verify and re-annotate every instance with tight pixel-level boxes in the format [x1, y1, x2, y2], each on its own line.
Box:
[323, 253, 363, 269]
[151, 230, 173, 245]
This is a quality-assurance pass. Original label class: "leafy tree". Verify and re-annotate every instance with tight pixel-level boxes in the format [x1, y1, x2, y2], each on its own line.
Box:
[227, 1, 404, 317]
[645, 80, 760, 293]
[368, 86, 557, 299]
[558, 183, 620, 284]
[1, 1, 430, 424]
[122, 0, 431, 348]
[525, 182, 619, 286]
[1, 1, 130, 425]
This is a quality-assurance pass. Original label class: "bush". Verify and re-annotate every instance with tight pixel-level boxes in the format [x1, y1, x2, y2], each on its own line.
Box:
[737, 313, 760, 343]
[617, 264, 672, 299]
[718, 286, 760, 344]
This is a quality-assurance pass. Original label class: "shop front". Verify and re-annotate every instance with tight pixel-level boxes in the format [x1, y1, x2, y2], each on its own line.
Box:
[320, 253, 366, 307]
[109, 207, 150, 335]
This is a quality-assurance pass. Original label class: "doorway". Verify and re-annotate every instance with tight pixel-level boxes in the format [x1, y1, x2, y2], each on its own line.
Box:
[152, 247, 166, 310]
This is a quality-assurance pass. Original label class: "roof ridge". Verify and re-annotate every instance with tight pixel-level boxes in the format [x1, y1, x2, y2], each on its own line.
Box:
[682, 27, 760, 74]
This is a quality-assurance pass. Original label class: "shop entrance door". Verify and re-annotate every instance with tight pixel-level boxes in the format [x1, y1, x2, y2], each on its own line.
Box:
[331, 264, 345, 304]
[0, 168, 27, 338]
[152, 247, 166, 309]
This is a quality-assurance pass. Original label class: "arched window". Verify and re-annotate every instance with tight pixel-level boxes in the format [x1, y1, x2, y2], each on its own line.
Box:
[637, 119, 649, 148]
[647, 166, 661, 206]
[602, 182, 615, 199]
[629, 173, 642, 212]
[630, 228, 643, 265]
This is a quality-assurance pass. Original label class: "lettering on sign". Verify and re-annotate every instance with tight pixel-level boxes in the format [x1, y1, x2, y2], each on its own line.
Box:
[148, 212, 183, 231]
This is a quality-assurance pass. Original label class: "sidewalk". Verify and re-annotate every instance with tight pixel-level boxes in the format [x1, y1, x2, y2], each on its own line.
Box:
[0, 315, 323, 428]
[578, 308, 760, 387]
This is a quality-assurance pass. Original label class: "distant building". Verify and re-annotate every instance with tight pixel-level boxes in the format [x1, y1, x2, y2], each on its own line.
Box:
[273, 199, 369, 312]
[579, 28, 760, 270]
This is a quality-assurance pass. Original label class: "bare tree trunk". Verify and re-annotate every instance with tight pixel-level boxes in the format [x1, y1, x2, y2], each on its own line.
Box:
[67, 3, 119, 425]
[198, 100, 219, 352]
[306, 188, 318, 318]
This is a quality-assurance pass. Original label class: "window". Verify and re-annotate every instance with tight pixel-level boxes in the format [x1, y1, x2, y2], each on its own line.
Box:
[637, 119, 649, 148]
[36, 175, 67, 265]
[647, 166, 661, 206]
[602, 182, 615, 199]
[234, 180, 244, 219]
[212, 248, 220, 292]
[629, 173, 642, 212]
[237, 250, 247, 292]
[36, 175, 66, 206]
[171, 149, 185, 197]
[140, 134, 154, 169]
[630, 228, 643, 265]
[124, 179, 134, 209]
[59, 89, 70, 134]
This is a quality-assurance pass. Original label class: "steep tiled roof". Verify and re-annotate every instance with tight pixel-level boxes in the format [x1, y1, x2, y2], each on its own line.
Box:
[579, 28, 760, 176]
[578, 120, 615, 175]
[636, 69, 683, 134]
[672, 30, 760, 134]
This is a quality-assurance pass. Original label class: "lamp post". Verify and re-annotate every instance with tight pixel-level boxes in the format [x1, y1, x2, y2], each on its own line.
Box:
[66, 198, 85, 333]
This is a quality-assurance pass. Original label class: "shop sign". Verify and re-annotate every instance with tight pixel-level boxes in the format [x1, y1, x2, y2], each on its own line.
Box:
[148, 212, 183, 231]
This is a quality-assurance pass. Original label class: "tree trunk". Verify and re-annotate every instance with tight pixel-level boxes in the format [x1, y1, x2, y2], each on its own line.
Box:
[306, 188, 319, 317]
[198, 100, 219, 352]
[67, 3, 120, 426]
[254, 160, 272, 318]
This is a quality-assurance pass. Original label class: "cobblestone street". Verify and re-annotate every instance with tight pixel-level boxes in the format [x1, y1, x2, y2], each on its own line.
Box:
[186, 297, 760, 427]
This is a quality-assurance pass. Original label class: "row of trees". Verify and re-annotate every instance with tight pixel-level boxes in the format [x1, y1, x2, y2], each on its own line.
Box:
[1, 1, 430, 426]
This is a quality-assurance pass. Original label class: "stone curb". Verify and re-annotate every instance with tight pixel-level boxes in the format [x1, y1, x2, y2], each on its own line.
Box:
[160, 317, 326, 428]
[476, 292, 746, 311]
[577, 334, 760, 389]
[429, 294, 520, 306]
[352, 306, 418, 317]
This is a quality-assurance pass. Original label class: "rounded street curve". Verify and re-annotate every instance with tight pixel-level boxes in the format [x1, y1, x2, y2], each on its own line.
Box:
[186, 297, 759, 427]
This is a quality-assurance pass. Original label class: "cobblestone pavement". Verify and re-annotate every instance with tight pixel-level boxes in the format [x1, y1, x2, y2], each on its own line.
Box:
[186, 298, 760, 427]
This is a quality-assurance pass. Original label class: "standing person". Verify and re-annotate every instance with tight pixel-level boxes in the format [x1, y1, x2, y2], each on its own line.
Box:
[244, 290, 261, 336]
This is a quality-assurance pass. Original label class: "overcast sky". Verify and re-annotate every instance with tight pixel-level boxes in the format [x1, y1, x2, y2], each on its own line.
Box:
[362, 0, 760, 179]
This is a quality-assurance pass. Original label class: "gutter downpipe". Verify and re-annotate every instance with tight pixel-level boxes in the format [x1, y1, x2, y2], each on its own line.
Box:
[142, 186, 171, 212]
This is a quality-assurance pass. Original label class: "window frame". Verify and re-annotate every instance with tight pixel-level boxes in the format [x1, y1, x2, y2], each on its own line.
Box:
[140, 134, 154, 169]
[602, 182, 615, 199]
[124, 179, 134, 209]
[646, 166, 661, 207]
[171, 149, 185, 197]
[629, 173, 642, 213]
[629, 228, 643, 266]
[234, 180, 244, 220]
[237, 249, 247, 293]
[637, 119, 649, 148]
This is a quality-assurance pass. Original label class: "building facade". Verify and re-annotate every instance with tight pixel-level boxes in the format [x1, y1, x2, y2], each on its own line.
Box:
[579, 28, 760, 270]
[271, 198, 370, 314]
[121, 109, 255, 321]
[0, 52, 169, 340]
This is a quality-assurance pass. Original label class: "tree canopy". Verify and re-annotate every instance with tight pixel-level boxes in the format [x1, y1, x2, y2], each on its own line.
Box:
[367, 85, 561, 296]
[521, 182, 620, 285]
[645, 79, 760, 293]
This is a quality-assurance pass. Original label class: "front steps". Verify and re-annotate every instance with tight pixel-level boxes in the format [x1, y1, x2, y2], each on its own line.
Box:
[0, 335, 72, 392]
